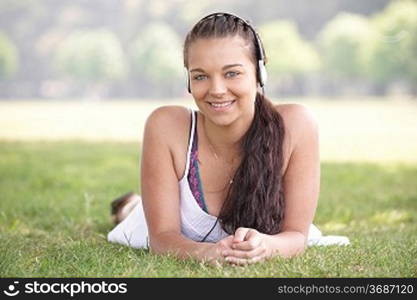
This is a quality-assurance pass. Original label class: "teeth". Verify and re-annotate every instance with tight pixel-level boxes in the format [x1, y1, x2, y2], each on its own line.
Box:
[210, 101, 233, 108]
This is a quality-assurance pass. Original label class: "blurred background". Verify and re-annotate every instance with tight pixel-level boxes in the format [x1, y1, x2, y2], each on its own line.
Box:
[1, 0, 416, 99]
[0, 0, 416, 162]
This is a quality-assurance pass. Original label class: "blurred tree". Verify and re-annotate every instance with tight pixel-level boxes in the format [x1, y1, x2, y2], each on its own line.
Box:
[259, 20, 320, 76]
[129, 22, 183, 95]
[0, 32, 19, 80]
[0, 0, 402, 98]
[366, 0, 417, 89]
[54, 29, 127, 82]
[53, 29, 127, 98]
[319, 13, 374, 79]
[258, 20, 320, 95]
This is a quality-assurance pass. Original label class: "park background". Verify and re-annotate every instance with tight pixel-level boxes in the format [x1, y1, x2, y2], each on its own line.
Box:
[0, 0, 416, 277]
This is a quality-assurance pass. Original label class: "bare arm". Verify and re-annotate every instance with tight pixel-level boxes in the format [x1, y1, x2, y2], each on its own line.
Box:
[223, 104, 320, 264]
[268, 104, 320, 257]
[140, 106, 232, 263]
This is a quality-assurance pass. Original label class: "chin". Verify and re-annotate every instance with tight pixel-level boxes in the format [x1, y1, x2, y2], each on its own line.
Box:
[214, 112, 244, 128]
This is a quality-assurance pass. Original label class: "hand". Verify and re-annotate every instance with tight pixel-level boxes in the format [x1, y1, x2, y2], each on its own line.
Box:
[200, 235, 235, 267]
[222, 227, 272, 266]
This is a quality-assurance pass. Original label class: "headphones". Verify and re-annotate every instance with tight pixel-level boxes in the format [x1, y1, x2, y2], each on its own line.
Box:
[186, 12, 267, 94]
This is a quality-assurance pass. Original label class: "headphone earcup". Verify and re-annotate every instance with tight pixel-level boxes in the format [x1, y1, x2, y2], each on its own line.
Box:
[184, 67, 191, 93]
[258, 60, 267, 87]
[187, 76, 191, 93]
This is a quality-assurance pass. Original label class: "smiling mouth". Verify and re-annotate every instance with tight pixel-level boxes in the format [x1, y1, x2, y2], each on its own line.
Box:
[207, 100, 236, 108]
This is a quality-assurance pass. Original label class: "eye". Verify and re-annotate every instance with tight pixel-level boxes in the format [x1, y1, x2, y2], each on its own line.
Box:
[193, 74, 207, 81]
[226, 71, 240, 78]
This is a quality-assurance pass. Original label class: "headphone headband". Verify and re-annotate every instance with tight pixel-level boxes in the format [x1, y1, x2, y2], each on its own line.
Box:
[197, 12, 265, 63]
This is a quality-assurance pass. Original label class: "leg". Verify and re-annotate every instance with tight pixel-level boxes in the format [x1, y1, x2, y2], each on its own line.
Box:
[108, 193, 149, 249]
[111, 192, 141, 225]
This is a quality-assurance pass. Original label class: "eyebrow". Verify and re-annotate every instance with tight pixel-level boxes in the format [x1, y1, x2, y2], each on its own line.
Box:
[189, 64, 244, 73]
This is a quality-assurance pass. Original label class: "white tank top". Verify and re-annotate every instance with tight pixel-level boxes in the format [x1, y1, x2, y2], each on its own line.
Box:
[178, 108, 229, 243]
[107, 108, 228, 249]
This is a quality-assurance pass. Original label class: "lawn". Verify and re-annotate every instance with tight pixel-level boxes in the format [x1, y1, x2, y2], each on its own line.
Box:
[0, 98, 416, 277]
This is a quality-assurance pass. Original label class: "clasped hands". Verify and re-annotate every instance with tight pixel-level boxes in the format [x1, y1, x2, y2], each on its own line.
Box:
[208, 227, 273, 266]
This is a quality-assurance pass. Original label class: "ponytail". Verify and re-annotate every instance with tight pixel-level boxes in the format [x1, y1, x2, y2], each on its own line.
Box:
[218, 92, 285, 234]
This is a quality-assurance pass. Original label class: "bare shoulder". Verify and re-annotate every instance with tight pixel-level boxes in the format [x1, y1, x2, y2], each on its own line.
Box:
[144, 105, 191, 180]
[274, 103, 319, 143]
[146, 105, 189, 131]
[144, 105, 191, 145]
[274, 103, 319, 174]
[275, 103, 318, 126]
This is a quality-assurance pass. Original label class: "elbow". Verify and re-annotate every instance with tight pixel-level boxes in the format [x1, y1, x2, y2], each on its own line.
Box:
[298, 231, 309, 253]
[269, 230, 307, 258]
[298, 238, 308, 256]
[147, 230, 182, 256]
[148, 233, 167, 255]
[148, 240, 163, 255]
[292, 232, 308, 257]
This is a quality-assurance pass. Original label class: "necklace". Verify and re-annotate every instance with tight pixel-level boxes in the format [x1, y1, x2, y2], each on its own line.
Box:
[204, 135, 240, 193]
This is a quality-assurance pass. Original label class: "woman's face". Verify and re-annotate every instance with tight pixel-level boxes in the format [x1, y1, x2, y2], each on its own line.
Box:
[187, 35, 258, 127]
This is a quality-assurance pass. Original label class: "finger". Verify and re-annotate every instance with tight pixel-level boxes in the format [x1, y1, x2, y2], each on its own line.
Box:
[226, 253, 267, 266]
[223, 246, 266, 259]
[225, 256, 248, 266]
[217, 235, 234, 250]
[247, 255, 265, 264]
[233, 227, 249, 243]
[232, 230, 261, 251]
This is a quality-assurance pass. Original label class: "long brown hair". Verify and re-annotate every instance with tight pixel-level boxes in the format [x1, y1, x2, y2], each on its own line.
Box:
[183, 14, 285, 234]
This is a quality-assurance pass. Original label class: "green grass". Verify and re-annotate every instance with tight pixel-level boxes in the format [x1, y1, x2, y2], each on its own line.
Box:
[1, 141, 416, 277]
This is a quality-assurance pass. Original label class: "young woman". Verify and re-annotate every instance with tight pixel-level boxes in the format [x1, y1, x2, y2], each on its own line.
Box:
[108, 12, 347, 266]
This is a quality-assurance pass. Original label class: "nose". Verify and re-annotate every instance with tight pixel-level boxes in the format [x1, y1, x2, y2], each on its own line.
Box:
[209, 76, 227, 98]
